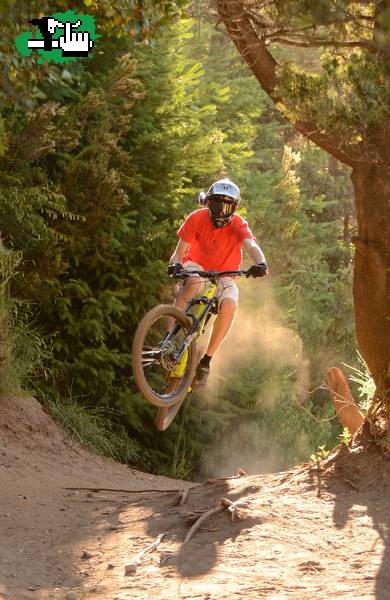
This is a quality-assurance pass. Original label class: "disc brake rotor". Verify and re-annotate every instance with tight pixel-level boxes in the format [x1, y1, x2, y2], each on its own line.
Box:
[160, 340, 178, 371]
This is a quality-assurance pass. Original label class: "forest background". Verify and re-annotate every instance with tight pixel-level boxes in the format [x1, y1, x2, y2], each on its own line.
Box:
[0, 0, 363, 480]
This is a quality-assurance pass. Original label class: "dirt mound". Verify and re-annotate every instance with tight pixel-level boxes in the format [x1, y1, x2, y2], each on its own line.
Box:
[0, 396, 190, 600]
[0, 395, 65, 450]
[1, 395, 390, 599]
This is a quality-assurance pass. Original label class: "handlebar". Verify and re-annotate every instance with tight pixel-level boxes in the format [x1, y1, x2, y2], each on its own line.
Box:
[173, 269, 248, 279]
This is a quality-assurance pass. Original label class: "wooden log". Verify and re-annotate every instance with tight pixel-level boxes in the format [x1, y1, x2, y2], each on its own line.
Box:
[327, 367, 364, 435]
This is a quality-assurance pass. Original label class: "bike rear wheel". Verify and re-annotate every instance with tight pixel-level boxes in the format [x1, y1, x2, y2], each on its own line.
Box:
[155, 397, 185, 431]
[132, 305, 197, 408]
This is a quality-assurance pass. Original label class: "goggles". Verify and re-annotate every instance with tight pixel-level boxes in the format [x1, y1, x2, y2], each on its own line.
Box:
[208, 195, 237, 218]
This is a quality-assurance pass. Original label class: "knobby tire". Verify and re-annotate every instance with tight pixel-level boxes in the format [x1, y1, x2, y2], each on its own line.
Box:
[155, 399, 185, 431]
[132, 304, 197, 408]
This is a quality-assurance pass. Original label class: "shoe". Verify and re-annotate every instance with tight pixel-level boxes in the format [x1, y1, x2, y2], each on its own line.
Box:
[163, 377, 181, 395]
[192, 363, 210, 390]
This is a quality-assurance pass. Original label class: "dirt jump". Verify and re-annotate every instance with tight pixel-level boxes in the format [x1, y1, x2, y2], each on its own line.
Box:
[1, 394, 390, 600]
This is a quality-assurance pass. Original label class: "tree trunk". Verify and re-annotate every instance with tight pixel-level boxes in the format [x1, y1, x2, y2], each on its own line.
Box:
[352, 163, 390, 392]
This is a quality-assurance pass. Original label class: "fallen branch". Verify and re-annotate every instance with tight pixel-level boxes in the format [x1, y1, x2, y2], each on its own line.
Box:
[68, 498, 127, 503]
[204, 468, 248, 485]
[236, 468, 248, 477]
[220, 497, 250, 522]
[270, 472, 295, 488]
[184, 506, 224, 543]
[175, 490, 189, 506]
[184, 495, 252, 543]
[358, 470, 383, 492]
[184, 509, 207, 525]
[62, 486, 189, 494]
[125, 532, 167, 575]
[343, 477, 360, 491]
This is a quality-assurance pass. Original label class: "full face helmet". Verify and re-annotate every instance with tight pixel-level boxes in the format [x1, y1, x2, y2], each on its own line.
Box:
[205, 179, 241, 228]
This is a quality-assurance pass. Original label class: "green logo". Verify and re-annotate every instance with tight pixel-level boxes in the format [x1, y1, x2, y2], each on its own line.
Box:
[15, 10, 97, 64]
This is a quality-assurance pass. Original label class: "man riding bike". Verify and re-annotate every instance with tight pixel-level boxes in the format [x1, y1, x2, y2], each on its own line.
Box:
[167, 178, 268, 390]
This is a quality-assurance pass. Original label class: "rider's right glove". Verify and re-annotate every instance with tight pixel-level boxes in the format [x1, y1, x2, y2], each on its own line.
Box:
[167, 262, 183, 277]
[246, 262, 268, 278]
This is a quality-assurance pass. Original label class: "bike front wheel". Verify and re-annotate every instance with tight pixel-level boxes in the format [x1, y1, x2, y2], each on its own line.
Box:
[132, 305, 197, 408]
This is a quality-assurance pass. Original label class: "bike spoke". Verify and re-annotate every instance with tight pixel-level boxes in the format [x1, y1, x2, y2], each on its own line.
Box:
[139, 313, 190, 397]
[141, 360, 155, 368]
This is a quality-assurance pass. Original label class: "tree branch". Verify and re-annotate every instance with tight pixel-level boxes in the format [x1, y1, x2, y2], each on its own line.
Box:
[269, 37, 372, 49]
[217, 0, 360, 167]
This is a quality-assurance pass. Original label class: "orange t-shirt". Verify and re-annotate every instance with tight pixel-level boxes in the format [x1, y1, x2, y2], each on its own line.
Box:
[178, 208, 255, 271]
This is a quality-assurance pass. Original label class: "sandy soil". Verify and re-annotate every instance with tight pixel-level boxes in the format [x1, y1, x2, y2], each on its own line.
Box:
[1, 395, 389, 600]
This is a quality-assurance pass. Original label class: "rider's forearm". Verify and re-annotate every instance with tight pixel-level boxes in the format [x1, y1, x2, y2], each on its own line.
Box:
[170, 239, 189, 264]
[244, 239, 267, 264]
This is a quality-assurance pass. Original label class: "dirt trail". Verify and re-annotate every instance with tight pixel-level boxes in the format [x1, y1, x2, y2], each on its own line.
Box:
[1, 395, 390, 600]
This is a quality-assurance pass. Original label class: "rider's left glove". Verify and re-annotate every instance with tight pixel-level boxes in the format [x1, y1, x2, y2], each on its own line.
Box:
[246, 262, 268, 278]
[167, 262, 183, 277]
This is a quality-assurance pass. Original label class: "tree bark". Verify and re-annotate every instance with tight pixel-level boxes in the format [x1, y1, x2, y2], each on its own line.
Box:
[351, 163, 390, 386]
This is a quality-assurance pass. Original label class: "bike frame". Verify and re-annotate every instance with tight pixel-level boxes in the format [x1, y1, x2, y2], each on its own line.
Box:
[166, 269, 246, 378]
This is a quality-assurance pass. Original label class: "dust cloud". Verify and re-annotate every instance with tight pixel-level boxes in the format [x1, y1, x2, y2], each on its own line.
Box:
[208, 277, 310, 401]
[198, 421, 312, 479]
[198, 277, 314, 479]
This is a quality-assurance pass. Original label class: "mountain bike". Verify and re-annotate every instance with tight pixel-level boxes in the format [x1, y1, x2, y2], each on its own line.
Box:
[132, 269, 248, 431]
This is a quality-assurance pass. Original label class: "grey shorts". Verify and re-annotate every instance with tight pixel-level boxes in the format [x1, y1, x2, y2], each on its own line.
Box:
[182, 260, 239, 304]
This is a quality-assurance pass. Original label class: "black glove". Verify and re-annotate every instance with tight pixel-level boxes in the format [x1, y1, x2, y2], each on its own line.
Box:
[246, 262, 268, 278]
[167, 262, 183, 277]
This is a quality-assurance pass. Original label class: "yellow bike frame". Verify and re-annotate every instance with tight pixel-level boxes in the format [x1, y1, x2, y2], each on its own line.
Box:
[168, 281, 218, 378]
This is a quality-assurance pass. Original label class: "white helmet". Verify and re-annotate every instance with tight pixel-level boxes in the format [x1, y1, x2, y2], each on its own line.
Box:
[205, 179, 241, 228]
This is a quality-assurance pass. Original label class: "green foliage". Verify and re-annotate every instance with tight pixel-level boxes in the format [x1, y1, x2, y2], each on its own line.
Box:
[339, 426, 352, 447]
[245, 141, 355, 365]
[0, 245, 48, 396]
[0, 9, 359, 479]
[0, 0, 186, 110]
[309, 445, 330, 464]
[275, 0, 355, 27]
[44, 392, 140, 462]
[343, 351, 375, 412]
[0, 247, 16, 388]
[278, 52, 390, 145]
[268, 1, 390, 149]
[169, 399, 195, 480]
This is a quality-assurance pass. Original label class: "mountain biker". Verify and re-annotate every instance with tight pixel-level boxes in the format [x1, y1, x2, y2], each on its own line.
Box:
[167, 178, 268, 389]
